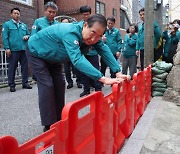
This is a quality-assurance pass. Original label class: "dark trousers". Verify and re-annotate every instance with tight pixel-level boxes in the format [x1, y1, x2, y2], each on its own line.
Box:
[64, 61, 73, 84]
[140, 49, 144, 71]
[64, 61, 82, 85]
[82, 55, 101, 92]
[140, 48, 161, 71]
[26, 49, 65, 126]
[8, 51, 29, 87]
[100, 54, 117, 78]
[122, 57, 137, 78]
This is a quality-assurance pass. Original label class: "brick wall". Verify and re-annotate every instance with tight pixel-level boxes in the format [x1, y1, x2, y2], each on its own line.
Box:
[56, 0, 121, 28]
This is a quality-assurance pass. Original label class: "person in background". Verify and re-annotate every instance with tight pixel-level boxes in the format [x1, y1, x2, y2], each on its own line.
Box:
[122, 23, 138, 78]
[30, 1, 65, 132]
[101, 16, 122, 78]
[79, 5, 102, 97]
[2, 8, 32, 92]
[31, 1, 59, 35]
[172, 19, 180, 39]
[162, 23, 179, 64]
[26, 14, 130, 131]
[136, 8, 161, 70]
[61, 17, 82, 89]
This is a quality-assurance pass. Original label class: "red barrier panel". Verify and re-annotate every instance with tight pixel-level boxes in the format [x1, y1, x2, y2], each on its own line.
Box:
[144, 65, 152, 104]
[96, 93, 115, 154]
[121, 80, 135, 138]
[133, 71, 145, 125]
[19, 127, 64, 154]
[0, 136, 18, 154]
[61, 92, 102, 154]
[112, 82, 127, 152]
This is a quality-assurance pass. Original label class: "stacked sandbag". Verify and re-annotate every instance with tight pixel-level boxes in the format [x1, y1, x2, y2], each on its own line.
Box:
[152, 61, 173, 97]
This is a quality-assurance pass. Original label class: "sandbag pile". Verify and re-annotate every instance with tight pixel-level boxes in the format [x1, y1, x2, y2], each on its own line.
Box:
[151, 61, 173, 97]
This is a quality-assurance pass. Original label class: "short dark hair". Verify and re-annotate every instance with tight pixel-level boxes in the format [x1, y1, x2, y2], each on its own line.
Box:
[11, 8, 20, 13]
[173, 19, 180, 25]
[87, 14, 107, 29]
[44, 1, 58, 11]
[139, 8, 145, 14]
[80, 5, 91, 14]
[126, 23, 138, 33]
[107, 16, 116, 23]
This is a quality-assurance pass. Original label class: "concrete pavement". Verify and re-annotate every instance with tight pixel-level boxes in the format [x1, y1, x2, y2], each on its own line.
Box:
[1, 82, 180, 153]
[120, 97, 180, 154]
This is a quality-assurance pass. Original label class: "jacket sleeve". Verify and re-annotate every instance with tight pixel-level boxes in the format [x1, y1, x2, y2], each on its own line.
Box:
[2, 23, 10, 50]
[62, 33, 103, 80]
[171, 34, 179, 45]
[127, 34, 137, 47]
[136, 36, 140, 50]
[31, 20, 39, 36]
[162, 30, 168, 40]
[94, 40, 121, 73]
[117, 30, 122, 51]
[154, 21, 161, 46]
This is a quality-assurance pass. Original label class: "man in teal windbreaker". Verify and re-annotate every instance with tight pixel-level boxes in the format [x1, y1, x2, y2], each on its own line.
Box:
[30, 1, 59, 84]
[26, 14, 130, 132]
[101, 16, 122, 78]
[31, 1, 59, 35]
[2, 8, 32, 92]
[162, 23, 179, 63]
[136, 8, 161, 70]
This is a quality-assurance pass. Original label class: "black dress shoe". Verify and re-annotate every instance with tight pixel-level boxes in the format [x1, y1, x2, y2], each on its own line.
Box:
[43, 125, 50, 132]
[67, 83, 73, 89]
[10, 87, 16, 92]
[80, 91, 90, 97]
[77, 83, 82, 88]
[22, 83, 32, 89]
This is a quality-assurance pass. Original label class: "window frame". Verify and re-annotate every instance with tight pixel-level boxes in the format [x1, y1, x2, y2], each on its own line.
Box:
[11, 0, 32, 6]
[113, 8, 117, 16]
[95, 1, 106, 16]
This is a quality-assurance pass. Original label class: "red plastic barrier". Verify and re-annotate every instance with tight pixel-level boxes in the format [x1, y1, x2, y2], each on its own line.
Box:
[60, 92, 102, 154]
[112, 82, 127, 152]
[133, 71, 145, 125]
[144, 65, 152, 104]
[96, 93, 115, 154]
[19, 127, 64, 154]
[121, 80, 135, 138]
[0, 136, 18, 154]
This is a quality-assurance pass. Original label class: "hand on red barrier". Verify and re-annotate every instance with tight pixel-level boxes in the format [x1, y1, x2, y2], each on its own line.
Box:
[99, 76, 124, 85]
[116, 72, 131, 80]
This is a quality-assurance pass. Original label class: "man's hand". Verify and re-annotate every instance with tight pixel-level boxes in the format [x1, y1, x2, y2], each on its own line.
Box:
[5, 49, 11, 57]
[99, 76, 124, 85]
[136, 50, 140, 56]
[102, 35, 106, 43]
[116, 51, 120, 58]
[116, 72, 131, 80]
[23, 35, 29, 41]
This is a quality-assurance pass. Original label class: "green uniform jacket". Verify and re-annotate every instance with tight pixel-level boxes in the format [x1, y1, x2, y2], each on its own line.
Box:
[104, 27, 122, 55]
[28, 21, 120, 80]
[122, 33, 137, 58]
[162, 30, 179, 57]
[31, 16, 59, 35]
[136, 21, 161, 50]
[2, 19, 29, 51]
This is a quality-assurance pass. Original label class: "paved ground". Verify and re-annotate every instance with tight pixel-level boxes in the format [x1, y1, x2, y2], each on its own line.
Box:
[1, 80, 180, 154]
[0, 80, 111, 145]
